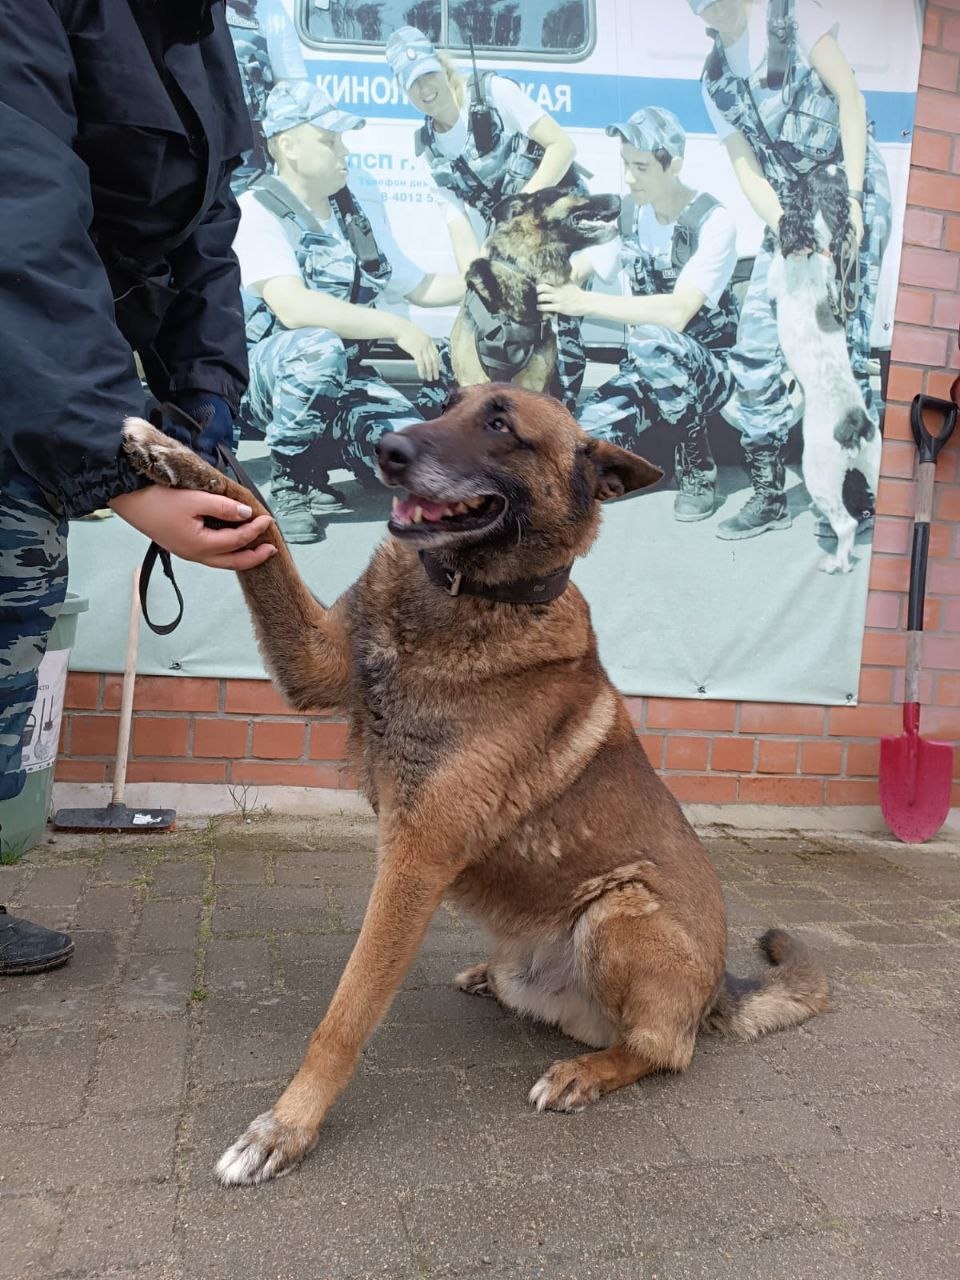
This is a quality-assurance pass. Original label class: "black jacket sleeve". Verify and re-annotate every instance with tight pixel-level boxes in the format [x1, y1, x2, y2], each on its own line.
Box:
[0, 0, 146, 518]
[153, 168, 249, 412]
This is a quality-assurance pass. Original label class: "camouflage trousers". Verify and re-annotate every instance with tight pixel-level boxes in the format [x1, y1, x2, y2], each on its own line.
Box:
[577, 324, 733, 446]
[0, 456, 68, 802]
[243, 327, 423, 474]
[731, 175, 892, 447]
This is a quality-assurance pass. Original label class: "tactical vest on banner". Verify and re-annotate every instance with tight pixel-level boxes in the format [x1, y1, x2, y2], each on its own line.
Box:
[415, 73, 583, 224]
[621, 193, 740, 353]
[243, 176, 392, 350]
[701, 0, 844, 195]
[227, 6, 275, 187]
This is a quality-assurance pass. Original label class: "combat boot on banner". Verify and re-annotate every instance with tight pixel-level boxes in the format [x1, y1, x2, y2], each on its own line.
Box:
[716, 441, 792, 540]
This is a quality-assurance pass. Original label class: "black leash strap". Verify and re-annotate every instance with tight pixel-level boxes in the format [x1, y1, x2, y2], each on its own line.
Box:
[138, 404, 276, 637]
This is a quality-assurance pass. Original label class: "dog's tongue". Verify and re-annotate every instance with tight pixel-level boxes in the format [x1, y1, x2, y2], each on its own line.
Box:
[393, 496, 450, 524]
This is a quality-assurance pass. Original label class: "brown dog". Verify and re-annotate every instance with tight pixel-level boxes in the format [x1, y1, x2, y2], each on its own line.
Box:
[122, 387, 829, 1187]
[450, 188, 620, 391]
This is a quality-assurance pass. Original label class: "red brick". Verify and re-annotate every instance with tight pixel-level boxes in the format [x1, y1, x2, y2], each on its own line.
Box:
[947, 216, 960, 253]
[309, 721, 350, 760]
[868, 556, 910, 593]
[910, 708, 960, 743]
[800, 742, 844, 776]
[932, 291, 960, 331]
[251, 721, 307, 760]
[860, 631, 907, 667]
[923, 5, 941, 46]
[194, 717, 249, 758]
[935, 485, 960, 523]
[943, 13, 960, 53]
[756, 740, 799, 774]
[132, 717, 190, 758]
[911, 128, 952, 171]
[70, 715, 120, 756]
[827, 780, 880, 806]
[738, 777, 825, 806]
[230, 762, 341, 788]
[876, 477, 917, 518]
[923, 598, 942, 632]
[663, 775, 739, 804]
[54, 759, 108, 783]
[224, 679, 296, 715]
[913, 91, 960, 145]
[935, 674, 960, 706]
[103, 675, 219, 713]
[880, 403, 913, 441]
[885, 364, 925, 404]
[925, 370, 960, 400]
[928, 522, 954, 557]
[893, 287, 934, 327]
[624, 697, 645, 728]
[879, 440, 917, 480]
[928, 562, 960, 596]
[739, 704, 825, 736]
[64, 672, 100, 710]
[828, 705, 903, 738]
[846, 742, 881, 777]
[943, 598, 960, 633]
[892, 670, 934, 705]
[891, 325, 949, 368]
[919, 48, 960, 91]
[645, 699, 737, 731]
[903, 207, 944, 247]
[871, 516, 911, 556]
[897, 243, 958, 291]
[126, 761, 227, 783]
[639, 734, 664, 768]
[339, 767, 361, 790]
[857, 667, 893, 704]
[926, 637, 960, 675]
[711, 737, 756, 773]
[664, 736, 710, 771]
[865, 592, 902, 630]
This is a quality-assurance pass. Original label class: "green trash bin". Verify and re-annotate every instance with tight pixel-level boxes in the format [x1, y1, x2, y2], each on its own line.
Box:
[0, 592, 89, 860]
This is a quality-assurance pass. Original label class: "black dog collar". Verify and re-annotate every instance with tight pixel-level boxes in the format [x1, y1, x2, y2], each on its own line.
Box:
[418, 551, 572, 604]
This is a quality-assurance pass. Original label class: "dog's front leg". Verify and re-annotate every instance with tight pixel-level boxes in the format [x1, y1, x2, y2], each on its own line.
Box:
[215, 820, 464, 1186]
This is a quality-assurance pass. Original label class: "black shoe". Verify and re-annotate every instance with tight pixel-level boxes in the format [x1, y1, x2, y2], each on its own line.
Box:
[673, 425, 718, 522]
[717, 441, 792, 541]
[0, 906, 74, 976]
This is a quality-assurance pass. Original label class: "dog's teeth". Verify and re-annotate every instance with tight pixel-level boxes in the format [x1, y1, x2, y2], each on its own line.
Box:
[465, 496, 484, 510]
[411, 506, 423, 524]
[453, 502, 468, 515]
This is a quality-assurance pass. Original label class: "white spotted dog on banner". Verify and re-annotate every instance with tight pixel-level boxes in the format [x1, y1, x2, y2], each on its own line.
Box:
[767, 165, 880, 575]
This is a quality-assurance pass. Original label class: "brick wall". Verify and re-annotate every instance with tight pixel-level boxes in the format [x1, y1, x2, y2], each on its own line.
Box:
[56, 8, 960, 807]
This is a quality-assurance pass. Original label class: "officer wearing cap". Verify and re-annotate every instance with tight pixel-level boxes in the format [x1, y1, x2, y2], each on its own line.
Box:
[539, 107, 739, 522]
[231, 82, 464, 544]
[689, 0, 891, 541]
[383, 25, 588, 412]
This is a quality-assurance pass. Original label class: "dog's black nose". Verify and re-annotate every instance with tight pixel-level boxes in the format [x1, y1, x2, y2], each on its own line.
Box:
[376, 432, 418, 482]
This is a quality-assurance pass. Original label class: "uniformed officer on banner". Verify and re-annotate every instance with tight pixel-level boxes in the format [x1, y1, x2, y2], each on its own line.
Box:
[232, 82, 463, 544]
[539, 108, 739, 523]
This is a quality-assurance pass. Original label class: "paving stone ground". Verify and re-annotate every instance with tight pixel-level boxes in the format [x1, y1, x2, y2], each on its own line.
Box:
[1, 812, 958, 1280]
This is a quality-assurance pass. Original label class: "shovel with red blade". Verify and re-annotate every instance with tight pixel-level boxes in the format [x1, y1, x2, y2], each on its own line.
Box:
[879, 393, 957, 843]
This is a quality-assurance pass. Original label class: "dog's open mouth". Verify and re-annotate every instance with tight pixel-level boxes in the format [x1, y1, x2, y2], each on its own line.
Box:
[388, 492, 507, 537]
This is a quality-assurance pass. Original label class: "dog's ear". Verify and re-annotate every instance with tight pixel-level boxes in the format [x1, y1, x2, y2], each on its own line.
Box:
[583, 439, 663, 501]
[467, 258, 504, 313]
[489, 192, 530, 225]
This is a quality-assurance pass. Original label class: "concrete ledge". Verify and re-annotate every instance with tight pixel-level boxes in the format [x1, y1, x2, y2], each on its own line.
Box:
[52, 781, 960, 843]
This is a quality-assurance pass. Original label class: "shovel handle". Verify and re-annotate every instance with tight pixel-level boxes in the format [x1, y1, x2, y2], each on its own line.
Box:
[910, 394, 956, 463]
[111, 567, 142, 806]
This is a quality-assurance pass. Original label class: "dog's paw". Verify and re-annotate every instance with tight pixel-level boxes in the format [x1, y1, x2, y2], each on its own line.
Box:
[528, 1060, 602, 1113]
[122, 417, 227, 494]
[455, 963, 496, 997]
[214, 1109, 318, 1187]
[817, 552, 852, 575]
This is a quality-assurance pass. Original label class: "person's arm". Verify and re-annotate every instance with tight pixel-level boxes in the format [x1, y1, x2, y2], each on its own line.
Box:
[261, 0, 308, 80]
[151, 170, 249, 409]
[808, 33, 867, 243]
[722, 130, 784, 233]
[405, 273, 465, 307]
[537, 279, 705, 333]
[523, 114, 577, 193]
[447, 209, 482, 273]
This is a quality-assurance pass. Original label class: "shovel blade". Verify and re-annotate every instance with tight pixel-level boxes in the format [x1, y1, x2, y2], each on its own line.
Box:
[879, 734, 954, 844]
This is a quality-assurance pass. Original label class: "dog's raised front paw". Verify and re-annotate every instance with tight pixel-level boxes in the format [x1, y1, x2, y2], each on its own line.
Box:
[215, 1109, 318, 1187]
[455, 962, 496, 997]
[528, 1059, 602, 1113]
[122, 417, 227, 494]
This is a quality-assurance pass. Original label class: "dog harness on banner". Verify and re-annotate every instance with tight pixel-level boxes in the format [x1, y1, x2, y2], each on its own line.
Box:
[619, 193, 740, 353]
[463, 285, 550, 382]
[243, 177, 391, 345]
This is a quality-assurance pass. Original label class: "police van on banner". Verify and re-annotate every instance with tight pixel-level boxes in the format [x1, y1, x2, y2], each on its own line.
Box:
[286, 0, 921, 361]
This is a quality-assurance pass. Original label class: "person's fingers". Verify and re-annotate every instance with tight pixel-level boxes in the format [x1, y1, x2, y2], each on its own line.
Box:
[191, 492, 258, 522]
[204, 543, 278, 571]
[425, 344, 440, 381]
[195, 513, 274, 554]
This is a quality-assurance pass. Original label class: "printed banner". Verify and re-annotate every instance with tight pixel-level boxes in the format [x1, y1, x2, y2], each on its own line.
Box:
[67, 0, 925, 703]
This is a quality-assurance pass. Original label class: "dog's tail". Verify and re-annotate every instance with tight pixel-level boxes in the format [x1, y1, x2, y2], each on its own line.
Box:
[704, 929, 831, 1042]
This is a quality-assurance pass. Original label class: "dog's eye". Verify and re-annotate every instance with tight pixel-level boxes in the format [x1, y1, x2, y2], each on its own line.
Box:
[486, 416, 513, 435]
